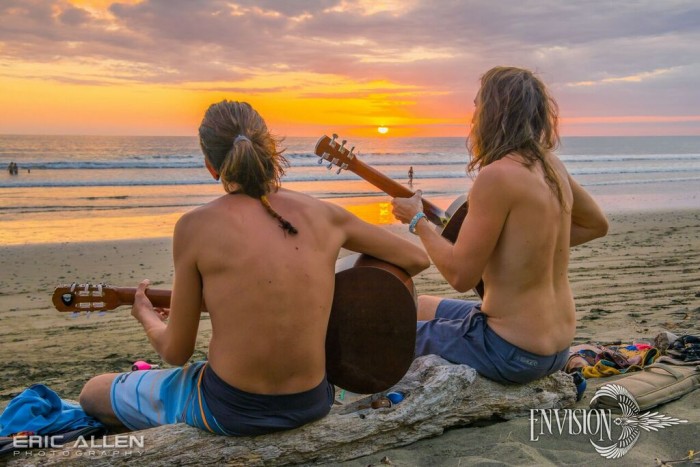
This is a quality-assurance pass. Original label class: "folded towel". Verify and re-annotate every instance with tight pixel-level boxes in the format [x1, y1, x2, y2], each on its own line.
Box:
[0, 384, 103, 436]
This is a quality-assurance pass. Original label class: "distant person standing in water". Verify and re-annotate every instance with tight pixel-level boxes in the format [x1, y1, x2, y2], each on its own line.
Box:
[408, 166, 414, 186]
[391, 66, 608, 384]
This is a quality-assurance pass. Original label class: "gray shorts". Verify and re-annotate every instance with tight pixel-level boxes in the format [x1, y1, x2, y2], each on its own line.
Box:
[415, 299, 568, 384]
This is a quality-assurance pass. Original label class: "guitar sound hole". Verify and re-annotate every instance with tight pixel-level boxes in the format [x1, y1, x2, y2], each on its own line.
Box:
[61, 293, 74, 306]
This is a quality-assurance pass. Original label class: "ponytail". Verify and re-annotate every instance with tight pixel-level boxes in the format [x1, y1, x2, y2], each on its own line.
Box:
[219, 134, 271, 198]
[260, 195, 298, 235]
[198, 100, 297, 235]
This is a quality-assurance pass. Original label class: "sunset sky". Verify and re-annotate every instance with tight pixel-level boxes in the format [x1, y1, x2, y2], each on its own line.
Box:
[1, 0, 699, 137]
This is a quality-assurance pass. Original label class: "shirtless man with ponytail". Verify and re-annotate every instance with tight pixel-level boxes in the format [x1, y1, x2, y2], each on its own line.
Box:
[79, 100, 429, 436]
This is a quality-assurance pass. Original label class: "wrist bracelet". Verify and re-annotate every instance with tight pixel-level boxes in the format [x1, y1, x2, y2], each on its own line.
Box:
[409, 212, 427, 234]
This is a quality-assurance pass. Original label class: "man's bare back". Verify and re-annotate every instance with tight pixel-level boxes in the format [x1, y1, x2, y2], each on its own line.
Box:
[479, 153, 575, 355]
[179, 189, 422, 394]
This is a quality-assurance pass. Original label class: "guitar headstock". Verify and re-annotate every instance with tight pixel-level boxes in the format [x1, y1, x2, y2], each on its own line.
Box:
[52, 283, 121, 313]
[314, 134, 359, 174]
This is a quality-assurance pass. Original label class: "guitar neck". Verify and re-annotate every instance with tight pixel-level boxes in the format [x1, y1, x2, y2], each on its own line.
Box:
[351, 160, 447, 226]
[115, 288, 172, 309]
[115, 288, 209, 312]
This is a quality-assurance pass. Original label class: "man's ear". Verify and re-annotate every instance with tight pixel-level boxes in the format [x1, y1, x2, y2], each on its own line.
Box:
[205, 159, 220, 181]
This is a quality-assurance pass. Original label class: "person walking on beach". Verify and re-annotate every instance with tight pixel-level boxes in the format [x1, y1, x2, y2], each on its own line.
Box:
[408, 166, 414, 186]
[79, 100, 429, 435]
[391, 66, 608, 384]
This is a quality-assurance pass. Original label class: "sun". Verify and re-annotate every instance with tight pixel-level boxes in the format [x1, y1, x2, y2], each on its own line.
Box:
[377, 126, 389, 134]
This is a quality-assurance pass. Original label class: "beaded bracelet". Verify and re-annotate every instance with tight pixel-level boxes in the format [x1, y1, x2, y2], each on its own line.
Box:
[409, 212, 427, 234]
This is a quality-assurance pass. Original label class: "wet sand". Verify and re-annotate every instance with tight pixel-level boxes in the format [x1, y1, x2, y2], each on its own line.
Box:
[1, 208, 698, 465]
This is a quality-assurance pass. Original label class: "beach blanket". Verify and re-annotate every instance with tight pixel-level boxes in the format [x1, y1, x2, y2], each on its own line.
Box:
[566, 343, 660, 378]
[0, 384, 103, 437]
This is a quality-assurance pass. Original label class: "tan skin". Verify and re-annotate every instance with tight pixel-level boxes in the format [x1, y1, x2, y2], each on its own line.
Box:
[392, 152, 608, 356]
[80, 164, 430, 428]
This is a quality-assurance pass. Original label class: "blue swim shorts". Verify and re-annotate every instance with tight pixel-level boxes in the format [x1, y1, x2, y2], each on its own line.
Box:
[110, 362, 334, 436]
[415, 299, 568, 384]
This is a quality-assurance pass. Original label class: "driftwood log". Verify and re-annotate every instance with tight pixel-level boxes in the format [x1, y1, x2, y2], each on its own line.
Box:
[14, 355, 577, 466]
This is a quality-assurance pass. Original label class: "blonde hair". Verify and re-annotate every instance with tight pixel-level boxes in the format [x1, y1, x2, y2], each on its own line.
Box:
[468, 67, 565, 208]
[199, 100, 297, 234]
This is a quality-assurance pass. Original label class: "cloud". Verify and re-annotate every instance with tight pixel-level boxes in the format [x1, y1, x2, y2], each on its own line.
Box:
[567, 67, 680, 87]
[0, 0, 698, 128]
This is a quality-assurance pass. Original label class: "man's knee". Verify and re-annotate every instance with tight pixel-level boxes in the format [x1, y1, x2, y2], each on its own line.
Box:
[417, 295, 443, 321]
[80, 373, 117, 417]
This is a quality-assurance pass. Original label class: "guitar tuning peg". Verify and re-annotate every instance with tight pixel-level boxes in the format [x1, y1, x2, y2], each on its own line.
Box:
[317, 158, 324, 165]
[335, 162, 348, 175]
[336, 167, 342, 175]
[349, 146, 355, 155]
[331, 134, 338, 144]
[326, 162, 333, 170]
[340, 140, 347, 151]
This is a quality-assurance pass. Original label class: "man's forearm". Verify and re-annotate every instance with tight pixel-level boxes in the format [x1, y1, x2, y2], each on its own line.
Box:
[570, 219, 609, 247]
[414, 219, 462, 290]
[138, 312, 168, 357]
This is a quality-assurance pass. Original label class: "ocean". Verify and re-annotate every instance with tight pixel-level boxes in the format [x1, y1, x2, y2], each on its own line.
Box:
[1, 135, 699, 245]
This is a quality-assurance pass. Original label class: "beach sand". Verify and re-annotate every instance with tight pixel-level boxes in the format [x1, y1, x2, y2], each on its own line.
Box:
[1, 208, 698, 465]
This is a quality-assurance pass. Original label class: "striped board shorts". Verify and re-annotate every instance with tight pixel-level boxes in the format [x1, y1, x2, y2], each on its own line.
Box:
[110, 361, 334, 436]
[110, 361, 228, 435]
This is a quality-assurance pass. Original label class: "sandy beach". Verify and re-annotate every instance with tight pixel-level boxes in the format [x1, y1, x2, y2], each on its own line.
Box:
[1, 207, 698, 465]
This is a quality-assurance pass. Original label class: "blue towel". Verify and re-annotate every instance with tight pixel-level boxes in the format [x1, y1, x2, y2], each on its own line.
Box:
[0, 384, 103, 436]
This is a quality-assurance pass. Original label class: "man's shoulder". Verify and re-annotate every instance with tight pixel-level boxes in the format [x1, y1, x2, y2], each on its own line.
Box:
[278, 188, 335, 212]
[277, 187, 318, 204]
[476, 157, 524, 184]
[176, 197, 228, 228]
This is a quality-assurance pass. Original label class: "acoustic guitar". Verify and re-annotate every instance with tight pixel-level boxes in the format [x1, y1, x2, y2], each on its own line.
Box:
[52, 255, 417, 395]
[315, 134, 485, 298]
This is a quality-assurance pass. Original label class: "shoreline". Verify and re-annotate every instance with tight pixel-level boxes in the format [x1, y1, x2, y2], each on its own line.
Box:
[1, 208, 698, 465]
[1, 187, 699, 246]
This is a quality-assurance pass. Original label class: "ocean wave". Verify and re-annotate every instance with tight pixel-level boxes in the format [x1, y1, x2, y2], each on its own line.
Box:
[559, 153, 700, 163]
[582, 176, 700, 186]
[0, 179, 218, 188]
[2, 169, 700, 189]
[16, 161, 203, 170]
[10, 151, 700, 171]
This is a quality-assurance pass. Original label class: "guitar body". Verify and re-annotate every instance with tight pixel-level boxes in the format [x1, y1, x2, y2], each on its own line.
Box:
[327, 254, 416, 394]
[52, 256, 417, 394]
[439, 194, 468, 242]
